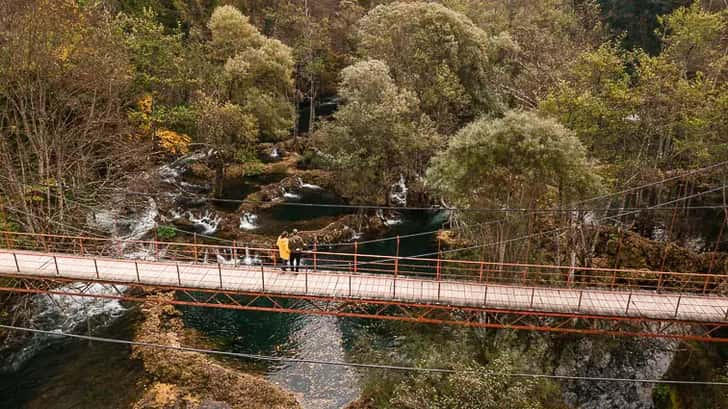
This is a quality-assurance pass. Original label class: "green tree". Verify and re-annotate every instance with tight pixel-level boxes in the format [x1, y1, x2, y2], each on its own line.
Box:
[208, 4, 263, 58]
[442, 0, 606, 108]
[389, 356, 544, 409]
[197, 5, 295, 196]
[427, 111, 600, 210]
[208, 5, 295, 142]
[426, 111, 600, 264]
[357, 2, 499, 134]
[194, 94, 258, 196]
[316, 60, 440, 203]
[542, 4, 728, 175]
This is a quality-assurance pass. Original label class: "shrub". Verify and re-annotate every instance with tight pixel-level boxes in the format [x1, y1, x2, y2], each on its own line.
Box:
[157, 225, 177, 241]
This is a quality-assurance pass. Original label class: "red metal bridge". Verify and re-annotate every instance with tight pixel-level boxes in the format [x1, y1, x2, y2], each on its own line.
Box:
[0, 231, 727, 342]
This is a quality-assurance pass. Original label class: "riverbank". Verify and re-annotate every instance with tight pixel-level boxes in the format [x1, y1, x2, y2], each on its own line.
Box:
[132, 293, 301, 409]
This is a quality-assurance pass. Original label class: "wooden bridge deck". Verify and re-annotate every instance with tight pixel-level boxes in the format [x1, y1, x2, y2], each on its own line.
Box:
[1, 249, 727, 324]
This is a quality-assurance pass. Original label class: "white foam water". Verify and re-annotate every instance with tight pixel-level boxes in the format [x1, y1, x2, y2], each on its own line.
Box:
[4, 283, 128, 372]
[187, 209, 221, 235]
[297, 176, 322, 190]
[283, 191, 302, 200]
[389, 175, 408, 206]
[125, 199, 159, 241]
[239, 212, 259, 230]
[271, 147, 280, 158]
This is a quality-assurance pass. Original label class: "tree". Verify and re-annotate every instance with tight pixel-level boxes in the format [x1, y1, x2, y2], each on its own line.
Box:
[427, 111, 600, 209]
[442, 0, 606, 108]
[208, 5, 295, 142]
[198, 5, 295, 196]
[357, 2, 499, 134]
[389, 356, 544, 409]
[316, 60, 440, 203]
[208, 4, 263, 58]
[0, 0, 146, 234]
[426, 111, 600, 264]
[194, 94, 258, 196]
[541, 4, 728, 174]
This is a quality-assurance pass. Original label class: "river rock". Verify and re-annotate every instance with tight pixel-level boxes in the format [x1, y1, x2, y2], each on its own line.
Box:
[555, 336, 675, 409]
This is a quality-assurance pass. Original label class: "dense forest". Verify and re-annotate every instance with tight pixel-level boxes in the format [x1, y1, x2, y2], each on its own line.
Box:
[1, 0, 727, 408]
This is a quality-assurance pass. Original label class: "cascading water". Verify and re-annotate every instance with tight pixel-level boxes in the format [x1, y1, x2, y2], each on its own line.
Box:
[282, 189, 302, 200]
[389, 175, 407, 206]
[186, 209, 221, 235]
[298, 177, 322, 190]
[1, 283, 127, 373]
[239, 212, 259, 230]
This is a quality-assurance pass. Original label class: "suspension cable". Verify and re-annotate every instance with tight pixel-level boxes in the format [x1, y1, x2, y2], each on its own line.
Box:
[1, 324, 727, 385]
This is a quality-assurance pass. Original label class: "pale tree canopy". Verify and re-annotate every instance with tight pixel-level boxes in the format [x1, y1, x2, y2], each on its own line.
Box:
[208, 5, 262, 58]
[357, 1, 499, 134]
[317, 59, 440, 203]
[426, 110, 601, 210]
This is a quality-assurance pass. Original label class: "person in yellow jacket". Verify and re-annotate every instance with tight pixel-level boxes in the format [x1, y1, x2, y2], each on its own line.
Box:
[276, 231, 290, 271]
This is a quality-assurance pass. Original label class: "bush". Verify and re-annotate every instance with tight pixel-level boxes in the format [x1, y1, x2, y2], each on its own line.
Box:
[157, 225, 177, 241]
[297, 150, 332, 170]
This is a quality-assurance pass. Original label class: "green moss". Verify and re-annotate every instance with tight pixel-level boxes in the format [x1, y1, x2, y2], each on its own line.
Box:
[157, 224, 177, 241]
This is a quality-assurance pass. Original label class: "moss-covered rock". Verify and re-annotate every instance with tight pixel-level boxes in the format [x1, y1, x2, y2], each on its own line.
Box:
[132, 294, 301, 409]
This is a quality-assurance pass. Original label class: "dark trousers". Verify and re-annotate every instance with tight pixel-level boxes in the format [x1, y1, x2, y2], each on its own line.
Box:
[281, 259, 289, 271]
[290, 252, 302, 272]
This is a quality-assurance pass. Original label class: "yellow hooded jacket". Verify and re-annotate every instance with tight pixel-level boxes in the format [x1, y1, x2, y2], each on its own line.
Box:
[276, 237, 290, 261]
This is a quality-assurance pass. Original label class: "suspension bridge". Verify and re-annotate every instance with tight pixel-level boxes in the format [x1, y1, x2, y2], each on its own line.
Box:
[0, 230, 726, 342]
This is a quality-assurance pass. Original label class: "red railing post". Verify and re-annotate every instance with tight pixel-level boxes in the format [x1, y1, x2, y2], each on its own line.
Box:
[193, 233, 198, 264]
[479, 261, 484, 282]
[4, 231, 10, 249]
[233, 241, 238, 267]
[154, 228, 159, 261]
[79, 238, 84, 256]
[436, 234, 442, 281]
[313, 240, 318, 272]
[354, 241, 358, 273]
[394, 235, 400, 278]
[657, 272, 664, 292]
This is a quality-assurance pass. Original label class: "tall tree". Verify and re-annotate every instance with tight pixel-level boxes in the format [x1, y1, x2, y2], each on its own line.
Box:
[443, 0, 606, 108]
[316, 60, 440, 203]
[357, 2, 499, 134]
[426, 111, 600, 263]
[199, 5, 295, 197]
[0, 0, 145, 234]
[542, 4, 728, 176]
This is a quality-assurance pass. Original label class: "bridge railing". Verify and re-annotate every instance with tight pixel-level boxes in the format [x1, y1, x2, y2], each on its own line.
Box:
[1, 230, 726, 297]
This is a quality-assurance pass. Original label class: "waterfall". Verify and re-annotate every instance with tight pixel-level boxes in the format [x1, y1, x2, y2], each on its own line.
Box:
[298, 176, 322, 190]
[2, 283, 127, 373]
[187, 209, 221, 235]
[239, 212, 259, 230]
[389, 175, 407, 206]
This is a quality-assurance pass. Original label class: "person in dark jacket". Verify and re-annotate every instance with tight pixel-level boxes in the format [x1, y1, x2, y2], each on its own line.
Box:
[288, 229, 305, 272]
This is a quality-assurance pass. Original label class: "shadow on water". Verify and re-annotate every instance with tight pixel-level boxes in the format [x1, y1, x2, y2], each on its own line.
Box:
[251, 188, 354, 236]
[0, 310, 145, 409]
[213, 173, 287, 212]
